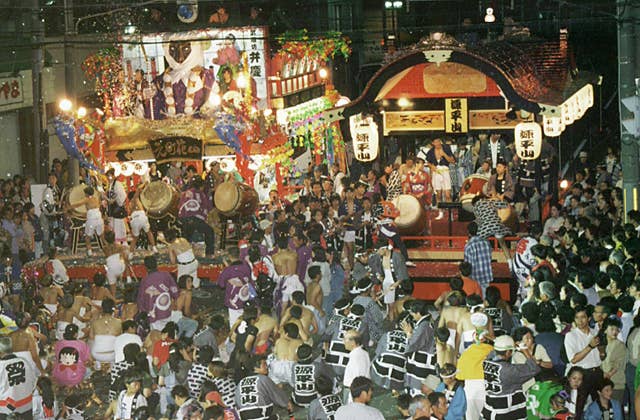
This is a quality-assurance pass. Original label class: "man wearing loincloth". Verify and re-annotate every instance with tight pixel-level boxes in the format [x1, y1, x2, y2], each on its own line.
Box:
[66, 186, 104, 256]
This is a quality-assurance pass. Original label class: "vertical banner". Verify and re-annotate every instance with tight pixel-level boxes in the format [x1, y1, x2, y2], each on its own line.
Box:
[445, 98, 468, 133]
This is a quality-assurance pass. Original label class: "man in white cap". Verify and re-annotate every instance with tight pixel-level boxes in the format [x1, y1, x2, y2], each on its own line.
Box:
[481, 335, 540, 420]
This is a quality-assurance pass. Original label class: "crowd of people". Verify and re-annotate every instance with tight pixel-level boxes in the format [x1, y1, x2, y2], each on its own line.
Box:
[0, 135, 632, 420]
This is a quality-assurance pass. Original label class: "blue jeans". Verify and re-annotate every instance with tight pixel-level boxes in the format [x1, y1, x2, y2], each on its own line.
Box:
[177, 316, 198, 338]
[626, 362, 636, 420]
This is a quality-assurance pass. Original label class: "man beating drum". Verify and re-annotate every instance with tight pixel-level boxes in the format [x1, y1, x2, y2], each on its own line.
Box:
[425, 138, 456, 220]
[66, 186, 104, 256]
[128, 183, 158, 254]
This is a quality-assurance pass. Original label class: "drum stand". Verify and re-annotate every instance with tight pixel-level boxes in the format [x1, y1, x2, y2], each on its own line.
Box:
[437, 202, 462, 247]
[70, 218, 103, 255]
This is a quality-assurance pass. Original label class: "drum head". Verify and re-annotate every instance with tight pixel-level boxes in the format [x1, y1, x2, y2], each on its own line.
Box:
[141, 181, 172, 215]
[392, 194, 421, 229]
[67, 185, 87, 217]
[214, 182, 240, 214]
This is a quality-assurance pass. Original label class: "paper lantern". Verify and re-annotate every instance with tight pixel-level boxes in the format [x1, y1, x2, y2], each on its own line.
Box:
[514, 122, 542, 160]
[120, 162, 134, 177]
[350, 114, 379, 162]
[107, 162, 121, 177]
[543, 116, 564, 137]
[562, 101, 574, 125]
[133, 161, 148, 176]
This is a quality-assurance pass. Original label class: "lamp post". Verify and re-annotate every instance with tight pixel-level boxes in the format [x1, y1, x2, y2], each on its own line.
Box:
[384, 0, 403, 49]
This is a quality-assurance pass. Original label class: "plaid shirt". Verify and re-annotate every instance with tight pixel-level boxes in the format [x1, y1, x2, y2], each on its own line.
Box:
[464, 235, 493, 287]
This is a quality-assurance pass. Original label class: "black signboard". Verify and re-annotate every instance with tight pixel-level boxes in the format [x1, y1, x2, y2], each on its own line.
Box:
[148, 136, 203, 163]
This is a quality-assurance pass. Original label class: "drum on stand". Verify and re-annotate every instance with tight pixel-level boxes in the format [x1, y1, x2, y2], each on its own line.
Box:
[459, 175, 489, 212]
[139, 181, 180, 219]
[495, 200, 518, 233]
[392, 194, 427, 235]
[62, 185, 88, 221]
[214, 182, 259, 217]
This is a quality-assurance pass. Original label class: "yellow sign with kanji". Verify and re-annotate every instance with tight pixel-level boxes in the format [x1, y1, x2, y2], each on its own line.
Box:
[444, 98, 468, 133]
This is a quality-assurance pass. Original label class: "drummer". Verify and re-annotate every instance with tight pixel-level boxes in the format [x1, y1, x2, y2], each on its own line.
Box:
[484, 160, 515, 203]
[128, 183, 158, 254]
[66, 186, 104, 257]
[425, 138, 456, 220]
[166, 229, 200, 289]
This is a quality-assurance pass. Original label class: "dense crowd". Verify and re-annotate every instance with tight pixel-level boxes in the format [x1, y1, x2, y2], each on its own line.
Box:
[0, 135, 632, 420]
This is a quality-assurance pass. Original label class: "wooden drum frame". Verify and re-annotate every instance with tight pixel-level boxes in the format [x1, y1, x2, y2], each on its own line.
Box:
[214, 182, 259, 217]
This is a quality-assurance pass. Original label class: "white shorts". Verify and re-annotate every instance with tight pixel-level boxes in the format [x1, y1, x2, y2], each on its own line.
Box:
[267, 356, 295, 386]
[130, 210, 151, 237]
[343, 231, 356, 243]
[431, 167, 452, 191]
[106, 253, 126, 285]
[85, 208, 104, 237]
[177, 250, 199, 287]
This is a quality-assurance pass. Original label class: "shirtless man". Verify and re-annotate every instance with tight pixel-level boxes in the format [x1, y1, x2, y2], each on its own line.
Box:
[128, 183, 158, 253]
[39, 274, 63, 316]
[437, 291, 468, 352]
[66, 186, 104, 256]
[391, 280, 415, 322]
[103, 230, 129, 297]
[89, 298, 122, 366]
[306, 266, 325, 318]
[11, 312, 44, 375]
[272, 236, 297, 276]
[269, 322, 304, 387]
[56, 293, 88, 340]
[281, 291, 318, 341]
[272, 236, 300, 315]
[166, 229, 199, 289]
[454, 294, 493, 355]
[254, 303, 278, 356]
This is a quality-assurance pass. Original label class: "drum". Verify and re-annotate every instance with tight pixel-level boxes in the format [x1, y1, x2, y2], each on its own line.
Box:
[214, 182, 259, 217]
[495, 201, 518, 232]
[140, 181, 180, 218]
[459, 174, 489, 212]
[63, 185, 88, 220]
[392, 194, 427, 235]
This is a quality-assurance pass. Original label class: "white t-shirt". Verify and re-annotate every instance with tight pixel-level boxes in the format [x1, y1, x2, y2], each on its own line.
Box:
[113, 333, 144, 363]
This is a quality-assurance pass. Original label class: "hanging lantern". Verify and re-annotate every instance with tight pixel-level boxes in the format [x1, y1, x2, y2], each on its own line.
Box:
[562, 101, 574, 126]
[543, 116, 564, 137]
[350, 114, 379, 162]
[514, 122, 542, 160]
[120, 162, 134, 177]
[133, 161, 148, 176]
[107, 162, 122, 177]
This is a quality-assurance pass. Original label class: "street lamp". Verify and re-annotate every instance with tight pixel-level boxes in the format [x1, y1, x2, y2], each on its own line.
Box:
[384, 0, 403, 48]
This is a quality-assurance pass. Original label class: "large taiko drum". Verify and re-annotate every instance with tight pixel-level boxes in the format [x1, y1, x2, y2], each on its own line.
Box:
[140, 181, 180, 219]
[392, 194, 427, 235]
[214, 182, 259, 217]
[459, 174, 489, 212]
[495, 200, 518, 233]
[63, 185, 88, 220]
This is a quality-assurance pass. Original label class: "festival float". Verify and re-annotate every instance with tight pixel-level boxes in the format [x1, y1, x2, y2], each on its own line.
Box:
[41, 26, 351, 283]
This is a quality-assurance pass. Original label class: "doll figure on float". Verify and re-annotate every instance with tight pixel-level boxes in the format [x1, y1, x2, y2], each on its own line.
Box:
[154, 33, 215, 118]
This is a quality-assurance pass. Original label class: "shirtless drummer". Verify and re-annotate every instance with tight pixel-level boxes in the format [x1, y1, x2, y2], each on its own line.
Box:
[166, 229, 199, 288]
[128, 184, 158, 254]
[66, 186, 104, 256]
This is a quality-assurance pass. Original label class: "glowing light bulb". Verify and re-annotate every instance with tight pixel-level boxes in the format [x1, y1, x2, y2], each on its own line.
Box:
[560, 179, 569, 189]
[398, 97, 411, 108]
[59, 98, 72, 112]
[318, 68, 328, 79]
[236, 73, 247, 89]
[263, 108, 273, 117]
[209, 94, 221, 107]
[77, 107, 87, 118]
